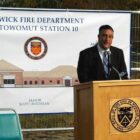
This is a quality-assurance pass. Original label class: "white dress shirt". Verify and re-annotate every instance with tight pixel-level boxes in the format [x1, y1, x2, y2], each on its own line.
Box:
[97, 44, 110, 63]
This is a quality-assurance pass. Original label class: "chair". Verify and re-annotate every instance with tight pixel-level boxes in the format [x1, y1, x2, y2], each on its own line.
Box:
[0, 108, 23, 140]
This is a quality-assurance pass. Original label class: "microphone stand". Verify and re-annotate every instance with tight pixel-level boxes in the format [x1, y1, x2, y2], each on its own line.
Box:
[111, 66, 122, 80]
[107, 51, 122, 80]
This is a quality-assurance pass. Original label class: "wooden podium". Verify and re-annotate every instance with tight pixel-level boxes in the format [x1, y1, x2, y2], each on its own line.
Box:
[74, 80, 140, 140]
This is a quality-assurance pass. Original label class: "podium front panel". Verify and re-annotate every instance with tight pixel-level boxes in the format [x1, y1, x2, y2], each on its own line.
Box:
[74, 80, 140, 140]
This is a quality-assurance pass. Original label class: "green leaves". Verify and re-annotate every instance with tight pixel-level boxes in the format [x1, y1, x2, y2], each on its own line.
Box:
[0, 0, 140, 10]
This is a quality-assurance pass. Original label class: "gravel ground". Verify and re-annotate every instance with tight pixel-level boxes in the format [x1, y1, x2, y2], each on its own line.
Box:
[23, 130, 74, 140]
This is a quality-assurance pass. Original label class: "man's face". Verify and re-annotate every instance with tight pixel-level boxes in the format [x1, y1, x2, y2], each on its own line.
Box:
[98, 29, 114, 50]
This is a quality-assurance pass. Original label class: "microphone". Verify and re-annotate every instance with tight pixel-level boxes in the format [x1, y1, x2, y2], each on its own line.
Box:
[107, 51, 126, 80]
[111, 66, 122, 80]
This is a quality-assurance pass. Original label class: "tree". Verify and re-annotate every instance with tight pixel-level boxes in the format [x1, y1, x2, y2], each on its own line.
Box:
[0, 0, 140, 10]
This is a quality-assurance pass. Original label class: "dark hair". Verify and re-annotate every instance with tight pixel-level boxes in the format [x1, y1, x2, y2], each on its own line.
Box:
[99, 25, 114, 34]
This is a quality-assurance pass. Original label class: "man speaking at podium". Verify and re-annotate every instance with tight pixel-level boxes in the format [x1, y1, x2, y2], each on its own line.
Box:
[77, 25, 128, 83]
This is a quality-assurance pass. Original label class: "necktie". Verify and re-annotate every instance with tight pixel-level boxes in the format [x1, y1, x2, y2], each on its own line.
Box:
[103, 51, 109, 78]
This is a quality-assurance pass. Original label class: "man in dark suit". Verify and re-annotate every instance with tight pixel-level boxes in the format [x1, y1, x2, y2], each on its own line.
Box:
[77, 25, 128, 83]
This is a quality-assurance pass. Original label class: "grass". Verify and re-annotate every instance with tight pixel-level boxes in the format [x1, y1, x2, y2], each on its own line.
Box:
[19, 113, 74, 129]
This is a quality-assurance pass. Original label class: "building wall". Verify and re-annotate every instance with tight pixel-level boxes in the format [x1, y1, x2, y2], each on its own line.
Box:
[0, 71, 23, 87]
[23, 77, 79, 87]
[23, 77, 63, 86]
[0, 74, 2, 86]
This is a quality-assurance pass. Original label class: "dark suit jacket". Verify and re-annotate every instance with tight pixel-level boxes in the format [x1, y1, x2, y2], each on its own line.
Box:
[77, 45, 128, 83]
